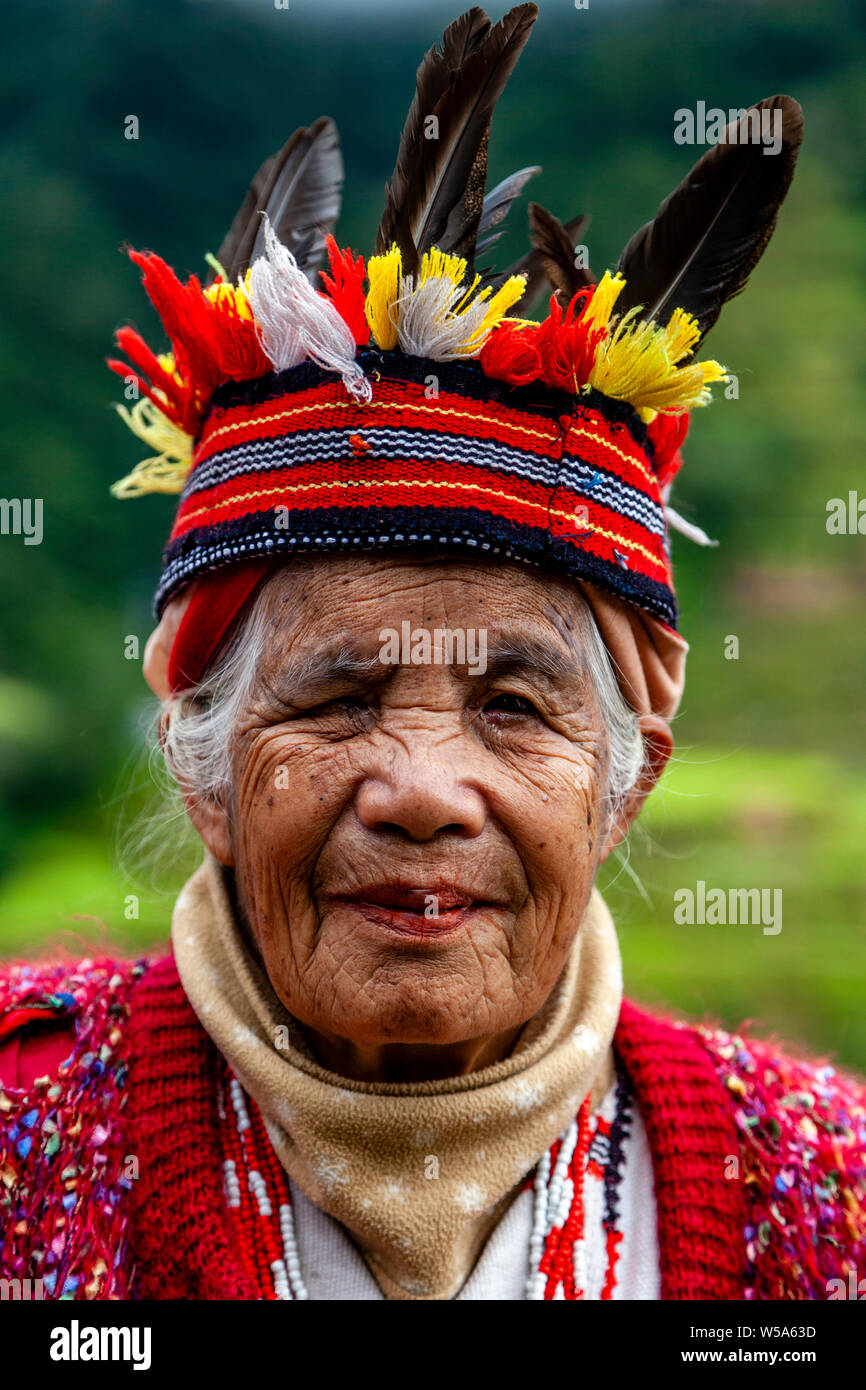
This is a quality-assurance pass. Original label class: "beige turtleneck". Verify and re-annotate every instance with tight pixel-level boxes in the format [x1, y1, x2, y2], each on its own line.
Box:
[172, 854, 623, 1300]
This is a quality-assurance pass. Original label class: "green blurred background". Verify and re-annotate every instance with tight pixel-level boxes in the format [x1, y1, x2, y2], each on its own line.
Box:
[1, 0, 864, 1066]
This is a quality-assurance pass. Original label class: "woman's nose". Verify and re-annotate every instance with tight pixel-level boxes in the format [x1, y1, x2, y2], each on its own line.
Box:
[355, 758, 487, 842]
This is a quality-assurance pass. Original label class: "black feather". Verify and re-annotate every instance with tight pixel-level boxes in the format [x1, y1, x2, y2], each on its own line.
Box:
[374, 4, 538, 276]
[217, 117, 344, 283]
[374, 6, 491, 268]
[616, 96, 803, 335]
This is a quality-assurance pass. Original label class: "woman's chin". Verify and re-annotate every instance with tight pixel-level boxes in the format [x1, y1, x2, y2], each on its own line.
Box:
[285, 953, 519, 1053]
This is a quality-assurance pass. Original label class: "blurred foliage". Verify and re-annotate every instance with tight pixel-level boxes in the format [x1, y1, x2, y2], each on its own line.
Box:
[0, 0, 864, 1066]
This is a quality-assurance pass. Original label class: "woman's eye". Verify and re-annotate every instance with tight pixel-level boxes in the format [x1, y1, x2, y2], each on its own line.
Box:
[311, 696, 371, 719]
[482, 692, 540, 723]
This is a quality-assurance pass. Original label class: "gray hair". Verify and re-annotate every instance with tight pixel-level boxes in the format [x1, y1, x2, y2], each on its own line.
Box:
[159, 575, 645, 837]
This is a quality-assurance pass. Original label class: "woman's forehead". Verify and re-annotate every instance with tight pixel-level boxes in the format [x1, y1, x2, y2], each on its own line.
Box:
[260, 554, 588, 627]
[243, 558, 592, 699]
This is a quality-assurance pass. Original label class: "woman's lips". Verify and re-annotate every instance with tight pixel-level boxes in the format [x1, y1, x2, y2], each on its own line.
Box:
[335, 884, 496, 939]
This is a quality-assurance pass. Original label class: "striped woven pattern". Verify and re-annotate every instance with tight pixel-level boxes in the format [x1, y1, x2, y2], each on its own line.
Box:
[157, 349, 677, 626]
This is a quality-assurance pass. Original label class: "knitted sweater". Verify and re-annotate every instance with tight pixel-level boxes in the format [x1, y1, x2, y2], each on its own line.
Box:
[1, 952, 864, 1300]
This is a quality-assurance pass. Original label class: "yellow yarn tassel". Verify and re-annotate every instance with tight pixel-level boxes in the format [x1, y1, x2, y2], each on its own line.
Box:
[418, 247, 468, 289]
[365, 246, 403, 349]
[474, 276, 528, 343]
[110, 398, 194, 497]
[582, 270, 626, 332]
[203, 267, 254, 320]
[415, 247, 525, 344]
[584, 271, 726, 415]
[365, 244, 526, 358]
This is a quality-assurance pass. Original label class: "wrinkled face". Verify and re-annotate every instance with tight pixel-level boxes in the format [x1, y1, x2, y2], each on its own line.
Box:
[191, 558, 631, 1052]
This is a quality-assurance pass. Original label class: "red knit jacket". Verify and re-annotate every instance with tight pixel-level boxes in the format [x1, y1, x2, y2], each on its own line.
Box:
[1, 952, 864, 1300]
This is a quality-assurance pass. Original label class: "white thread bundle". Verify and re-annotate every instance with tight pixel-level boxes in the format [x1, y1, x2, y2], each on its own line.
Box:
[249, 217, 371, 403]
[394, 274, 494, 361]
[664, 502, 718, 547]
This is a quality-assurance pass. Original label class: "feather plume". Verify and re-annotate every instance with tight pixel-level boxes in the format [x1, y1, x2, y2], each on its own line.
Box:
[478, 165, 541, 238]
[526, 202, 592, 302]
[486, 208, 591, 310]
[374, 4, 538, 276]
[217, 116, 344, 283]
[473, 163, 541, 256]
[615, 95, 803, 334]
[374, 6, 491, 267]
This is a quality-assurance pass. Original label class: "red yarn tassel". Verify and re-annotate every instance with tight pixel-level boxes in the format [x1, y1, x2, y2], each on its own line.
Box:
[109, 327, 189, 427]
[117, 251, 273, 434]
[319, 235, 369, 346]
[480, 288, 603, 395]
[647, 411, 690, 487]
[533, 289, 603, 393]
[479, 318, 543, 386]
[209, 295, 272, 384]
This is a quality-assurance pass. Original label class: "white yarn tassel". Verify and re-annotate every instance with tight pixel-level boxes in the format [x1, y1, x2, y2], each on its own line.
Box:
[395, 274, 492, 361]
[249, 217, 371, 403]
[664, 503, 719, 548]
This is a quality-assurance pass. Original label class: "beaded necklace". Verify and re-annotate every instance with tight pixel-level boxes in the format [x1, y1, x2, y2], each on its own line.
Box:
[218, 1060, 632, 1302]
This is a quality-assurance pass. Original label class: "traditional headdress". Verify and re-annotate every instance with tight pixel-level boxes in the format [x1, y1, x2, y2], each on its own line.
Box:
[110, 5, 802, 705]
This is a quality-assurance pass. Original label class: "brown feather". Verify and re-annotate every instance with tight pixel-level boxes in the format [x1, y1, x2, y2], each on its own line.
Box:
[374, 4, 538, 275]
[528, 203, 593, 300]
[484, 209, 591, 311]
[616, 95, 803, 335]
[444, 128, 491, 262]
[450, 156, 539, 261]
[217, 117, 343, 282]
[375, 6, 491, 269]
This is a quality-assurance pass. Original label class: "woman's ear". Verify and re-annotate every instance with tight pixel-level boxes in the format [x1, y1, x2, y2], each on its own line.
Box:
[158, 708, 235, 867]
[599, 713, 673, 862]
[143, 589, 196, 702]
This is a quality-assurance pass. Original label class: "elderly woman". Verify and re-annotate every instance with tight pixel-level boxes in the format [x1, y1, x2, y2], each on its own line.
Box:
[1, 6, 864, 1304]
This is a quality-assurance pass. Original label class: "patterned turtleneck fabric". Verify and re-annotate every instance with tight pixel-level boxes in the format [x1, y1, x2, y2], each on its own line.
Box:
[1, 933, 865, 1298]
[263, 1076, 661, 1300]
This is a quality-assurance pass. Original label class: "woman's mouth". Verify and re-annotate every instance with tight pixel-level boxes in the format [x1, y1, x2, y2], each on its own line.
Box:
[335, 884, 494, 940]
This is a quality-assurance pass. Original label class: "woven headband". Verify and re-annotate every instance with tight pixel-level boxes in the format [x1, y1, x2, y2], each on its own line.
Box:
[108, 5, 802, 691]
